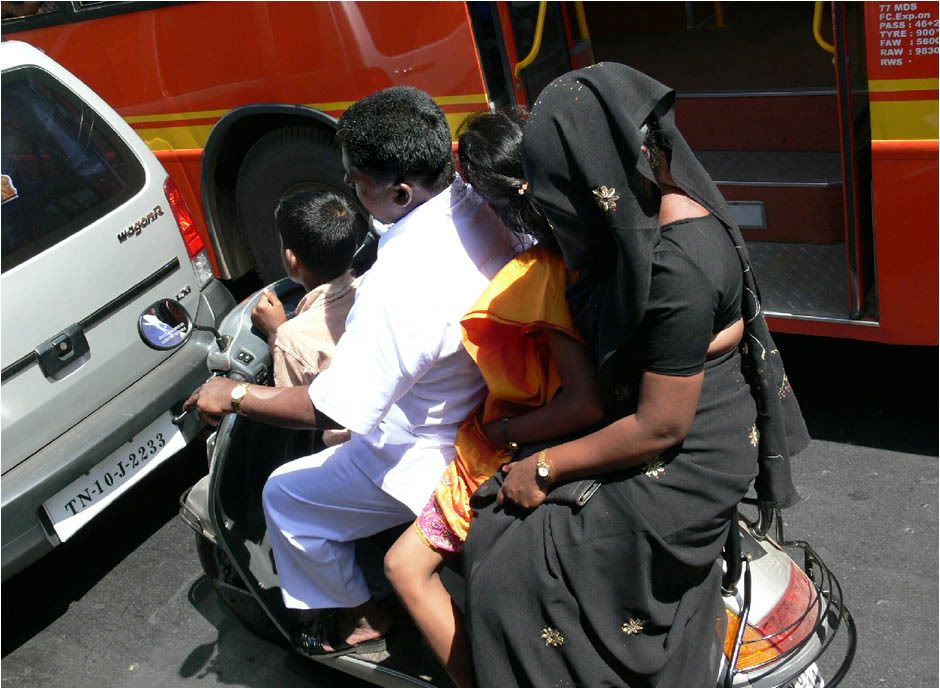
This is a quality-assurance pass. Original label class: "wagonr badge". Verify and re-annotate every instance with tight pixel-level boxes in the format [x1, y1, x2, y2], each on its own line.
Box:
[117, 205, 165, 243]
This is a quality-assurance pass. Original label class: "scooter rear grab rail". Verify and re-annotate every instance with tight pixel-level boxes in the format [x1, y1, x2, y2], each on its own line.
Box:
[721, 502, 858, 688]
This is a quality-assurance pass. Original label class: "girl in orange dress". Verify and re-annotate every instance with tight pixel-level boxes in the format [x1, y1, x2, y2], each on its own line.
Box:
[383, 110, 604, 687]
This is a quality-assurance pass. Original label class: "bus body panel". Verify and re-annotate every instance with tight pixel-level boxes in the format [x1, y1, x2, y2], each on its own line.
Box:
[862, 3, 938, 345]
[767, 137, 937, 347]
[7, 1, 489, 274]
[870, 140, 938, 345]
[6, 1, 937, 346]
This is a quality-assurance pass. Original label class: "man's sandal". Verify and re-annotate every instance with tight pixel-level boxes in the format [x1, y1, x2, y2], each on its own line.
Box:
[294, 610, 387, 658]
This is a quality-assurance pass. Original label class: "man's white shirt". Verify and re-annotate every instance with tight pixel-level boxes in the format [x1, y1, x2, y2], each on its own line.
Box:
[308, 177, 518, 513]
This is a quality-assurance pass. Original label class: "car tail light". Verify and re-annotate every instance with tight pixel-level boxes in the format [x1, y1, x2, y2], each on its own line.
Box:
[724, 560, 820, 671]
[164, 176, 213, 287]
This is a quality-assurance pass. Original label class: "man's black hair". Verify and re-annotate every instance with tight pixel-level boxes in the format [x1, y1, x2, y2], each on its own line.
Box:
[337, 86, 455, 194]
[275, 190, 366, 282]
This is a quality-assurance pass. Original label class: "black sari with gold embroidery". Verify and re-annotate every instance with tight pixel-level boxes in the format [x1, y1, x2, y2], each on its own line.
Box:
[465, 222, 759, 687]
[463, 64, 809, 687]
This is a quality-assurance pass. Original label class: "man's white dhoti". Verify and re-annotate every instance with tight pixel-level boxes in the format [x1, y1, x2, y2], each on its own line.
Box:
[262, 440, 416, 610]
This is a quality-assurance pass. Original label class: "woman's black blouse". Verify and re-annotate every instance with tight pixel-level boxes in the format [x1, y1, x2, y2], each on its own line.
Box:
[636, 213, 743, 376]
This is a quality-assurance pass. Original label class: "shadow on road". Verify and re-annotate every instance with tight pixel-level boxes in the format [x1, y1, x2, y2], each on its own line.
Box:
[182, 575, 358, 687]
[776, 335, 938, 457]
[0, 445, 208, 656]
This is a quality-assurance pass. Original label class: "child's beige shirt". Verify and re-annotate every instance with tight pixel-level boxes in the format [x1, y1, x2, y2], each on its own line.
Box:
[272, 271, 357, 387]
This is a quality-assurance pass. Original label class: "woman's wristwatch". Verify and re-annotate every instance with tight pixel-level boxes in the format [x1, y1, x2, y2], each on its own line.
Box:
[536, 449, 553, 487]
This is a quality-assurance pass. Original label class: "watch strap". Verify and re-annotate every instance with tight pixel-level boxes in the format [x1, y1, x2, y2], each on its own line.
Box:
[231, 381, 250, 414]
[536, 449, 553, 486]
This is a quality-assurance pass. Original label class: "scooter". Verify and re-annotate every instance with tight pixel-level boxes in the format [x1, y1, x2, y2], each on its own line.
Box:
[140, 271, 857, 688]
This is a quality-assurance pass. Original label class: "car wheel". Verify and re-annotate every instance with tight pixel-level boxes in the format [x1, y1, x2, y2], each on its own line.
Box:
[235, 126, 358, 283]
[195, 533, 282, 642]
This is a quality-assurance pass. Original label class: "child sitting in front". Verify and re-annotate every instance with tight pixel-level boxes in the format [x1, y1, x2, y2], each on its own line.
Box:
[250, 190, 363, 445]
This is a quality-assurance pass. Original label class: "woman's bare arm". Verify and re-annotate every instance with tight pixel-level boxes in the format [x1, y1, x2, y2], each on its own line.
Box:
[497, 370, 703, 508]
[497, 312, 744, 505]
[549, 370, 703, 481]
[542, 317, 742, 481]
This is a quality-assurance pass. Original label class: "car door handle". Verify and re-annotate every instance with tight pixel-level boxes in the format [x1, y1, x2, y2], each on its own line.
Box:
[35, 324, 90, 378]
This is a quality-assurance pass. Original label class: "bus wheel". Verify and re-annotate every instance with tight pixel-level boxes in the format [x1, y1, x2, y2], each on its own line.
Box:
[235, 126, 349, 283]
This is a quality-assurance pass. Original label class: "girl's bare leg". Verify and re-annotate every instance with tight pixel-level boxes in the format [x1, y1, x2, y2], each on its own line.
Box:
[385, 527, 474, 687]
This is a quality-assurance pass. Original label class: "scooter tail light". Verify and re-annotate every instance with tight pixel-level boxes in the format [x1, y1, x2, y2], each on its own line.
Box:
[724, 610, 780, 670]
[164, 176, 212, 287]
[725, 560, 820, 671]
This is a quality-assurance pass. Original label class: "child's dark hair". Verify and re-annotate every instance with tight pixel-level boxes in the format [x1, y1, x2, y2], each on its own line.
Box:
[275, 190, 366, 282]
[337, 86, 455, 194]
[457, 108, 557, 251]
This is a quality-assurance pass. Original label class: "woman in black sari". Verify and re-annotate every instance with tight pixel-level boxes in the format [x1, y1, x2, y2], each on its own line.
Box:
[462, 64, 810, 687]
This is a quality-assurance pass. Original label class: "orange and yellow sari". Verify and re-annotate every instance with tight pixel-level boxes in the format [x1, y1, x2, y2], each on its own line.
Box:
[414, 245, 582, 552]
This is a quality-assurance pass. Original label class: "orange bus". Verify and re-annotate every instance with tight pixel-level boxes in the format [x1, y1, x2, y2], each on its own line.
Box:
[3, 1, 937, 345]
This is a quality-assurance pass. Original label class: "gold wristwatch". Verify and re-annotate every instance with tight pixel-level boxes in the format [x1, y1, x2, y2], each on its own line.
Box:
[230, 381, 250, 415]
[536, 449, 553, 486]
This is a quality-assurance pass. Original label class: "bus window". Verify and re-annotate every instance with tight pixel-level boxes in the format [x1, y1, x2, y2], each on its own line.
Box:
[1, 1, 58, 21]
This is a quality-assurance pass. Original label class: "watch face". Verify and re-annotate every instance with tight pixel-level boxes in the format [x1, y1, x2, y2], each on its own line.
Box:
[232, 383, 248, 412]
[538, 466, 550, 478]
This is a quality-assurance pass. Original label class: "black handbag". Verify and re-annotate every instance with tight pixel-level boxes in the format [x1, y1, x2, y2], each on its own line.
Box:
[469, 435, 603, 510]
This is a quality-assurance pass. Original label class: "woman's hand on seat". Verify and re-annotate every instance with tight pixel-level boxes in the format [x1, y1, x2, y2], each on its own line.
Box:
[497, 455, 548, 510]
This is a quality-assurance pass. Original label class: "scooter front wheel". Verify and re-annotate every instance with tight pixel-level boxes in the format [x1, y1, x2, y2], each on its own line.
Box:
[195, 534, 282, 642]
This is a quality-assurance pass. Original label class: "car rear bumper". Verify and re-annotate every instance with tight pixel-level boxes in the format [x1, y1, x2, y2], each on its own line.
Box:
[1, 280, 235, 581]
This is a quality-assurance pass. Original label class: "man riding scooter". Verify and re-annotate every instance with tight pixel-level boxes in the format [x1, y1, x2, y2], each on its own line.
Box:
[184, 86, 517, 656]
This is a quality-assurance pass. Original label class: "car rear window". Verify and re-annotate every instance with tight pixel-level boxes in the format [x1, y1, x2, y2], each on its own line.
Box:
[1, 65, 145, 272]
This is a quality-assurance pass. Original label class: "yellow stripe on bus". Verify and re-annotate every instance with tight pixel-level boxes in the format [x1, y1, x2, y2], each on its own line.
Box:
[137, 125, 217, 151]
[124, 94, 489, 126]
[436, 94, 489, 106]
[136, 112, 484, 151]
[868, 77, 939, 93]
[125, 108, 233, 125]
[305, 93, 487, 111]
[871, 99, 939, 141]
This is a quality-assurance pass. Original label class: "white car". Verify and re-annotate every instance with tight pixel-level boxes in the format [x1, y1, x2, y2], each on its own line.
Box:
[1, 41, 235, 579]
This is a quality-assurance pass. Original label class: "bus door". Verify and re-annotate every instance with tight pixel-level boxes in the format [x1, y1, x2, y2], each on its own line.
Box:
[468, 1, 592, 109]
[477, 1, 878, 331]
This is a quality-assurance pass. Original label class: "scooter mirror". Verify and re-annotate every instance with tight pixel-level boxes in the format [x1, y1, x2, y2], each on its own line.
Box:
[137, 298, 193, 350]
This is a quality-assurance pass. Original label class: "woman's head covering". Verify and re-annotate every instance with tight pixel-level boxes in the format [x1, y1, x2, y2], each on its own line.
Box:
[523, 63, 809, 508]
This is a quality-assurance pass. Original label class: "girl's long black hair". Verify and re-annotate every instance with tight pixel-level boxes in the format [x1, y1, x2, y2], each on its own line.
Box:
[457, 108, 558, 252]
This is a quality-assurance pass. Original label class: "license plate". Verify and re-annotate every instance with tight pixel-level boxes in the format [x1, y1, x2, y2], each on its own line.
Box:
[43, 412, 187, 542]
[786, 663, 824, 688]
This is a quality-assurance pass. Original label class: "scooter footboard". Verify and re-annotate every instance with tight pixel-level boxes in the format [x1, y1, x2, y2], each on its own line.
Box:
[208, 414, 317, 637]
